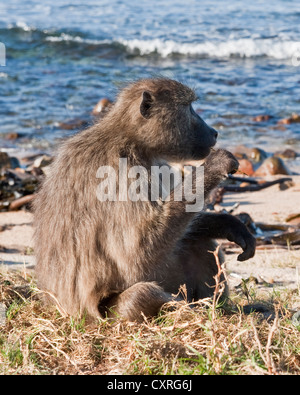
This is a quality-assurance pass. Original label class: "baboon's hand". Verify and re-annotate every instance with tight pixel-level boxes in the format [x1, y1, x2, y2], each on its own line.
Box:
[205, 149, 239, 177]
[227, 224, 256, 261]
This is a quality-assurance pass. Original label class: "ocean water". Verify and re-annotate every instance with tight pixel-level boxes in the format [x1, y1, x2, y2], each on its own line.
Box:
[0, 0, 300, 169]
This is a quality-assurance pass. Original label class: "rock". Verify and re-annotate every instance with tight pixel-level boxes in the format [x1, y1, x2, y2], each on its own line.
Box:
[237, 159, 254, 176]
[5, 169, 36, 183]
[0, 152, 11, 170]
[30, 167, 44, 177]
[274, 149, 298, 159]
[254, 156, 291, 176]
[278, 118, 291, 125]
[33, 155, 53, 169]
[233, 145, 267, 162]
[4, 132, 24, 140]
[92, 98, 113, 116]
[291, 113, 300, 122]
[0, 152, 20, 170]
[9, 157, 20, 169]
[20, 153, 48, 167]
[252, 115, 272, 122]
[249, 147, 267, 163]
[278, 113, 300, 125]
[25, 155, 53, 176]
[58, 119, 88, 130]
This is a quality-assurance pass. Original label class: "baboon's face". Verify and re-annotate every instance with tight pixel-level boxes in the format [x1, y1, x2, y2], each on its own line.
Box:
[185, 104, 218, 160]
[139, 89, 218, 161]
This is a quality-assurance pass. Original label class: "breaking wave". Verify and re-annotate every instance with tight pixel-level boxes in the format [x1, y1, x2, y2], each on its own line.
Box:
[119, 37, 300, 60]
[45, 34, 300, 60]
[4, 23, 300, 60]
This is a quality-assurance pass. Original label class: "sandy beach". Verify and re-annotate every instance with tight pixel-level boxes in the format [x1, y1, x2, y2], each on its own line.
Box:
[0, 210, 34, 270]
[219, 175, 300, 298]
[1, 175, 299, 298]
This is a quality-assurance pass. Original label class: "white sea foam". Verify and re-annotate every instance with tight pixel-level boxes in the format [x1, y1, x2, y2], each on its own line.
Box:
[45, 33, 300, 60]
[45, 33, 108, 45]
[46, 33, 85, 43]
[119, 37, 300, 59]
[14, 21, 35, 32]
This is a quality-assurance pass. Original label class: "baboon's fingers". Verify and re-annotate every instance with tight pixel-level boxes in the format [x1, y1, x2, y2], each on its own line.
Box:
[227, 228, 256, 262]
[237, 235, 256, 261]
[233, 235, 246, 251]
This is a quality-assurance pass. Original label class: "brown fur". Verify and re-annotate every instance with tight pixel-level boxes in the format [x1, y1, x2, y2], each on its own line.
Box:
[34, 78, 255, 321]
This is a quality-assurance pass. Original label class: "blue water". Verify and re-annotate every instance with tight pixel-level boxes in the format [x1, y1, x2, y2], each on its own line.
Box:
[0, 0, 300, 168]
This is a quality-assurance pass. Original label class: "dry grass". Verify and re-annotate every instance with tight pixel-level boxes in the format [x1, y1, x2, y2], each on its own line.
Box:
[0, 262, 299, 375]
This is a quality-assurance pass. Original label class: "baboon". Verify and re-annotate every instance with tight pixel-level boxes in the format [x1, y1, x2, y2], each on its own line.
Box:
[34, 78, 256, 321]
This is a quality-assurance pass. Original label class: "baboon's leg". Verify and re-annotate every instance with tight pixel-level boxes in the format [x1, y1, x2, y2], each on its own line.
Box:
[101, 282, 174, 322]
[177, 236, 228, 302]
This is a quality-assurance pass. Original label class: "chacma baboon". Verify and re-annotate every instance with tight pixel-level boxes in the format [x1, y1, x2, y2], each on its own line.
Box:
[34, 78, 256, 321]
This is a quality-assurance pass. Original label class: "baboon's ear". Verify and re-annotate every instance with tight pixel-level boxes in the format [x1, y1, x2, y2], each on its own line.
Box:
[140, 91, 154, 119]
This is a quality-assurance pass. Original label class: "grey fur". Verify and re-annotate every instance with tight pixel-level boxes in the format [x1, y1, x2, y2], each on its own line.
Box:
[34, 78, 255, 321]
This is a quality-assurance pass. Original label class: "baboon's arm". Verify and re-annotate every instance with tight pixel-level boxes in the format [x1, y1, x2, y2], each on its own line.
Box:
[183, 212, 256, 261]
[145, 149, 241, 261]
[127, 149, 241, 267]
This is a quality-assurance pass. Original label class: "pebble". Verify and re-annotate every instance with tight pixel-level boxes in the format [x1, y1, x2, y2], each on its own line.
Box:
[249, 147, 267, 163]
[4, 132, 24, 140]
[278, 113, 300, 125]
[0, 152, 20, 170]
[238, 158, 254, 176]
[0, 152, 11, 169]
[92, 98, 113, 116]
[274, 149, 298, 159]
[58, 118, 88, 130]
[254, 156, 291, 176]
[26, 155, 53, 171]
[252, 114, 273, 122]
